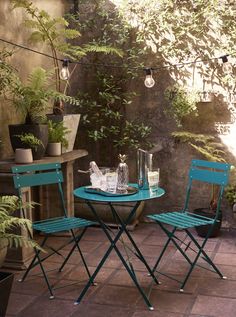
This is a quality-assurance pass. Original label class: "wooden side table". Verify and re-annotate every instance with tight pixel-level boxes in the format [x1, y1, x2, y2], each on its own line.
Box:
[0, 149, 88, 269]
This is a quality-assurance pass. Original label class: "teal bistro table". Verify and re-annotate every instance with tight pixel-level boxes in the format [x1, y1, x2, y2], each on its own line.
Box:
[73, 184, 165, 310]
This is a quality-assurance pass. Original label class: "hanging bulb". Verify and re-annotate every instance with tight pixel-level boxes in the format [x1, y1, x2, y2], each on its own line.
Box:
[59, 59, 70, 80]
[144, 68, 155, 88]
[221, 55, 233, 74]
[200, 91, 212, 102]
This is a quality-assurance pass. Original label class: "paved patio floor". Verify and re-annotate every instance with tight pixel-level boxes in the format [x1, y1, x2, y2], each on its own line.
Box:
[5, 223, 236, 317]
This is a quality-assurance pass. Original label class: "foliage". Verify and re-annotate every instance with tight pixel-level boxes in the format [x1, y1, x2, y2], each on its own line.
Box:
[15, 133, 43, 151]
[48, 120, 70, 148]
[75, 1, 152, 163]
[12, 67, 80, 124]
[172, 131, 227, 212]
[11, 0, 123, 93]
[0, 49, 18, 98]
[0, 195, 39, 251]
[78, 74, 152, 160]
[118, 0, 236, 92]
[164, 84, 200, 127]
[172, 131, 226, 162]
[225, 166, 236, 206]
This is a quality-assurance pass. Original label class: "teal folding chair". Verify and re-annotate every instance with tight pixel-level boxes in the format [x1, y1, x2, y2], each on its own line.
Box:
[147, 159, 231, 291]
[12, 162, 95, 299]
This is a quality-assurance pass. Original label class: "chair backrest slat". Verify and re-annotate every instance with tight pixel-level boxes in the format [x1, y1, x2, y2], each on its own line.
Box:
[12, 162, 67, 218]
[13, 171, 63, 188]
[12, 163, 61, 174]
[183, 159, 231, 213]
[189, 159, 230, 186]
[190, 168, 228, 185]
[191, 159, 230, 171]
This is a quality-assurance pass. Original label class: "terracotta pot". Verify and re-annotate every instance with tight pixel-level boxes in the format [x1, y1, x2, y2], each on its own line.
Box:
[15, 149, 33, 164]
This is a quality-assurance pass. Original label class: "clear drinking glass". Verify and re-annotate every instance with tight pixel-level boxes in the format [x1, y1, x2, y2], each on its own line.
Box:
[148, 168, 160, 191]
[105, 168, 118, 193]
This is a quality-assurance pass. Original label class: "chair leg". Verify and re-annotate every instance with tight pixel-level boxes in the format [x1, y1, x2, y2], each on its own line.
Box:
[19, 236, 48, 283]
[59, 228, 92, 280]
[71, 229, 93, 280]
[158, 223, 193, 265]
[185, 229, 224, 278]
[151, 226, 177, 273]
[18, 236, 54, 298]
[179, 228, 224, 291]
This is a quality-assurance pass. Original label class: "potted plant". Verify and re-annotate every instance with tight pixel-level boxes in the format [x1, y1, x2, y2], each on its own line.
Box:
[14, 133, 44, 163]
[10, 0, 122, 153]
[0, 195, 38, 317]
[172, 131, 226, 237]
[47, 120, 70, 156]
[8, 66, 80, 159]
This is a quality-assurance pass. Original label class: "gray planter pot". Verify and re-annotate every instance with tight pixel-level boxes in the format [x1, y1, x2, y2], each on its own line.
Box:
[47, 142, 61, 156]
[8, 124, 48, 160]
[46, 114, 80, 153]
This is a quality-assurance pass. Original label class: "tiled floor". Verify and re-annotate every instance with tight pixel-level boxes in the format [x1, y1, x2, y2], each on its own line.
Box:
[4, 223, 236, 317]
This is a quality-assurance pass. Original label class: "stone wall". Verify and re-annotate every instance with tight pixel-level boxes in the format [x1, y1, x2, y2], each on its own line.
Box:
[0, 1, 235, 226]
[0, 0, 65, 158]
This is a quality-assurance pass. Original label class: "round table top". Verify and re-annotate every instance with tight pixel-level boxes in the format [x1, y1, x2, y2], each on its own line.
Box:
[74, 183, 165, 203]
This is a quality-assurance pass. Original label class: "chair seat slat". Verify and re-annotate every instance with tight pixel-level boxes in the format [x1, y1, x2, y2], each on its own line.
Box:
[148, 212, 214, 228]
[33, 217, 95, 233]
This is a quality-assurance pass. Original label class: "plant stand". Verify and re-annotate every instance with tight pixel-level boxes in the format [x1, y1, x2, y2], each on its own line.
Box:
[0, 271, 14, 317]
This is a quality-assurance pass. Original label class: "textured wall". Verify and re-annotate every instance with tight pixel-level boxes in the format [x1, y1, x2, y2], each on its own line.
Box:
[0, 0, 65, 158]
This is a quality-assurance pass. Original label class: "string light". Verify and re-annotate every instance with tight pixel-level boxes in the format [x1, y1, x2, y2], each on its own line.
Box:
[221, 55, 233, 74]
[59, 59, 70, 80]
[200, 79, 213, 102]
[0, 38, 235, 88]
[200, 91, 213, 103]
[144, 68, 155, 88]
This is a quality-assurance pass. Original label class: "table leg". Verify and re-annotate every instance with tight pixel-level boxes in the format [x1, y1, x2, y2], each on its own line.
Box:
[108, 202, 160, 285]
[75, 200, 155, 310]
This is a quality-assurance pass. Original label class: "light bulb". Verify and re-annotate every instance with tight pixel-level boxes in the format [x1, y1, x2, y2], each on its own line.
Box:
[144, 68, 155, 88]
[200, 91, 212, 102]
[59, 59, 70, 80]
[221, 55, 233, 74]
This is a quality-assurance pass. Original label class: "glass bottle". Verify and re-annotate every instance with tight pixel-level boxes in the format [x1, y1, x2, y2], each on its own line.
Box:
[117, 154, 129, 193]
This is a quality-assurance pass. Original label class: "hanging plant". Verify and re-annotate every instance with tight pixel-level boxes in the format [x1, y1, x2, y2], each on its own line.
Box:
[164, 84, 200, 127]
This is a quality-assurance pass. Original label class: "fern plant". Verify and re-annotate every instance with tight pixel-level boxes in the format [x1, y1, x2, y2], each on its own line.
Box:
[12, 67, 80, 124]
[48, 120, 70, 149]
[172, 131, 225, 162]
[11, 0, 123, 93]
[172, 131, 226, 212]
[15, 133, 44, 151]
[0, 195, 39, 252]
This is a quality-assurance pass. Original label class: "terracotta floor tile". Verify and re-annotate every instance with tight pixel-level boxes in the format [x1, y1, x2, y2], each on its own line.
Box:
[191, 295, 236, 317]
[6, 292, 37, 315]
[4, 225, 236, 317]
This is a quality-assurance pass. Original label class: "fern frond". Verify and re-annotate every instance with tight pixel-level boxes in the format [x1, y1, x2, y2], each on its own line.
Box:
[27, 67, 48, 90]
[83, 44, 123, 57]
